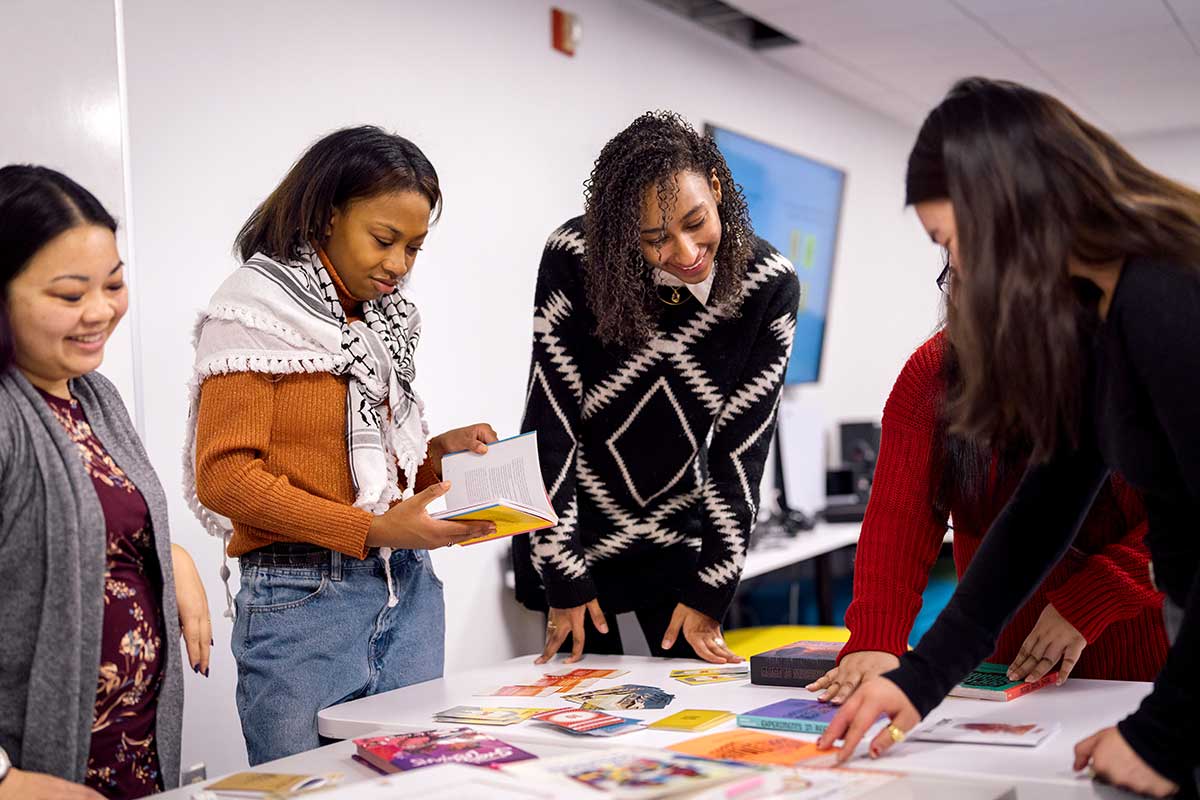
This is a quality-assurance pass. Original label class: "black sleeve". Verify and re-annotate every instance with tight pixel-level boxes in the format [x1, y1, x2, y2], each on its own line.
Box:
[884, 442, 1109, 714]
[1112, 262, 1200, 786]
[683, 258, 799, 620]
[518, 223, 596, 609]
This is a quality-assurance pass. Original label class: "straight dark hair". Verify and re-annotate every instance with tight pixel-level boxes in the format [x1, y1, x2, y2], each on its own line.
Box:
[907, 77, 1200, 461]
[236, 125, 442, 264]
[0, 165, 118, 374]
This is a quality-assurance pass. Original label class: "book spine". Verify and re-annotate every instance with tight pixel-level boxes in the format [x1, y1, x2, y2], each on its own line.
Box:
[735, 714, 828, 734]
[1002, 673, 1056, 699]
[749, 656, 828, 687]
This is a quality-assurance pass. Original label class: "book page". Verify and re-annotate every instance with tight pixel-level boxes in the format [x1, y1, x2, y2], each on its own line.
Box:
[440, 432, 554, 519]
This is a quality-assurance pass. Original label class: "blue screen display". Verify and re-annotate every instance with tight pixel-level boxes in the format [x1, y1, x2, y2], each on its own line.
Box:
[709, 126, 846, 385]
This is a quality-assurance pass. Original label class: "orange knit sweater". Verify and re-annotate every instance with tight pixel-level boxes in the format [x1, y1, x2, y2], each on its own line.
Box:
[194, 252, 437, 559]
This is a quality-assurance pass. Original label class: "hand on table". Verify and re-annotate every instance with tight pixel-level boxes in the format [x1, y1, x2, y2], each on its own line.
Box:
[0, 769, 104, 799]
[1008, 603, 1086, 685]
[818, 676, 921, 762]
[1074, 727, 1178, 798]
[536, 600, 608, 665]
[171, 543, 212, 676]
[427, 423, 499, 478]
[806, 650, 900, 704]
[662, 603, 742, 664]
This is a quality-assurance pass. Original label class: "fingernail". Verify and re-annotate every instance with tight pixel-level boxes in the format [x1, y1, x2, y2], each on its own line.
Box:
[870, 747, 879, 758]
[598, 625, 609, 633]
[210, 638, 215, 646]
[662, 640, 672, 649]
[203, 668, 210, 678]
[193, 664, 200, 673]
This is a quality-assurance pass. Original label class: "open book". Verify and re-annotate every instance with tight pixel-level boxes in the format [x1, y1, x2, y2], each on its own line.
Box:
[431, 431, 558, 545]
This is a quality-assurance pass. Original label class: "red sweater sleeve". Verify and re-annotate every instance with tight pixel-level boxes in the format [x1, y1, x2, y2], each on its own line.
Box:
[841, 336, 950, 661]
[1045, 476, 1163, 643]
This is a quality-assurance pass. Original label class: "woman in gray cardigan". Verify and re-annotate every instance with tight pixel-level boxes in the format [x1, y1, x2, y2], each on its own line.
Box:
[0, 166, 210, 799]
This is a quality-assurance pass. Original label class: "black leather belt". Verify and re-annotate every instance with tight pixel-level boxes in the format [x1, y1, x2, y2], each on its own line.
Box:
[240, 541, 331, 567]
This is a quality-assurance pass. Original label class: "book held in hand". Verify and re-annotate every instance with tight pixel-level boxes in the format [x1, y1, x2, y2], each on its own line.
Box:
[947, 663, 1059, 701]
[748, 640, 841, 687]
[353, 728, 535, 773]
[432, 431, 557, 544]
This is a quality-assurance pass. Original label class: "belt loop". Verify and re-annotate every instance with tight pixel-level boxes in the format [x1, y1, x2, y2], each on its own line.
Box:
[330, 550, 343, 582]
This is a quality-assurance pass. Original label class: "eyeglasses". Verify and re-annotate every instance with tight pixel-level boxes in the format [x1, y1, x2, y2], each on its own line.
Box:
[936, 248, 952, 295]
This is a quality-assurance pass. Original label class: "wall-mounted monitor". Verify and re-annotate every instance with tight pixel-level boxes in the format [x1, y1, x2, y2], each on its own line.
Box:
[707, 124, 847, 385]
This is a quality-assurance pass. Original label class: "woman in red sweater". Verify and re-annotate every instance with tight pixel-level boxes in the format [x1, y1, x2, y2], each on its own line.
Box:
[808, 328, 1168, 704]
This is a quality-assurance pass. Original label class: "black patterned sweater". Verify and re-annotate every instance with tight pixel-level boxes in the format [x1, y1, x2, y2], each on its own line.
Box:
[512, 217, 801, 621]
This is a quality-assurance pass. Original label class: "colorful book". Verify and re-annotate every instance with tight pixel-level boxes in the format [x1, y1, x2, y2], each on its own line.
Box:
[353, 728, 535, 773]
[737, 698, 856, 734]
[648, 709, 734, 732]
[432, 706, 551, 726]
[947, 663, 1059, 701]
[432, 432, 557, 544]
[749, 640, 842, 687]
[503, 749, 779, 799]
[668, 729, 834, 766]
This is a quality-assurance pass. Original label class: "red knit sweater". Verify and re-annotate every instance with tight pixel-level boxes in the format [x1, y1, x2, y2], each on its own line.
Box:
[841, 334, 1169, 680]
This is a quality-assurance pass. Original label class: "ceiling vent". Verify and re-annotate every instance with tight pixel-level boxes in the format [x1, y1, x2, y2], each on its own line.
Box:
[644, 0, 800, 50]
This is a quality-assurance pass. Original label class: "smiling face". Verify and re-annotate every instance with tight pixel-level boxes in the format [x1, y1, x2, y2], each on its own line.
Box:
[5, 224, 126, 398]
[322, 190, 432, 301]
[638, 170, 723, 285]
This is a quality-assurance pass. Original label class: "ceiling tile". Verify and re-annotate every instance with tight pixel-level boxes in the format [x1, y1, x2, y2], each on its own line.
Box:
[732, 0, 968, 43]
[762, 45, 898, 100]
[1023, 25, 1198, 81]
[1068, 73, 1200, 136]
[956, 0, 1178, 47]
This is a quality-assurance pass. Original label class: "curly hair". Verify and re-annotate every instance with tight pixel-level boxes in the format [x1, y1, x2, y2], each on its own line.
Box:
[582, 111, 755, 349]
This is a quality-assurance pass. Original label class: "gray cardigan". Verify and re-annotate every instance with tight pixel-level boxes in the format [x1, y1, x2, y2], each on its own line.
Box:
[0, 370, 182, 789]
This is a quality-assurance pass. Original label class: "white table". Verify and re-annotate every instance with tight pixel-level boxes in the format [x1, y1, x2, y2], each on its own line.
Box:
[742, 522, 864, 581]
[317, 654, 1150, 799]
[151, 728, 1023, 800]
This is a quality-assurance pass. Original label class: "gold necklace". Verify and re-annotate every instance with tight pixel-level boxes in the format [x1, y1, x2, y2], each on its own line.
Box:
[657, 284, 691, 306]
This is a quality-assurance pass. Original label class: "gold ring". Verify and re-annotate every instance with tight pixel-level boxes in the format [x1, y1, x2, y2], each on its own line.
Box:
[885, 723, 906, 744]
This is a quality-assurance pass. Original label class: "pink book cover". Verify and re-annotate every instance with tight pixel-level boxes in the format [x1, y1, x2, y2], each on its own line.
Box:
[353, 728, 535, 773]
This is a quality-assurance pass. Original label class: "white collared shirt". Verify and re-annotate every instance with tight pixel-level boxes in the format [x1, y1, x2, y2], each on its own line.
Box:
[652, 265, 717, 306]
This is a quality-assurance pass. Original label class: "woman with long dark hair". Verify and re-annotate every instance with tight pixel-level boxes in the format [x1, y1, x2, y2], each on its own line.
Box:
[0, 165, 210, 799]
[512, 111, 800, 664]
[807, 324, 1167, 703]
[821, 78, 1200, 798]
[187, 126, 497, 763]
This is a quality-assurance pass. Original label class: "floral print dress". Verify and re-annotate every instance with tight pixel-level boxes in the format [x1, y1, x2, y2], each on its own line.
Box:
[41, 389, 165, 799]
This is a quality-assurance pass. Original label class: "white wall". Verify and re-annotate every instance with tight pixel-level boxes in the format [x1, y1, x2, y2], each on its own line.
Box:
[0, 0, 140, 417]
[1124, 127, 1200, 190]
[111, 0, 935, 777]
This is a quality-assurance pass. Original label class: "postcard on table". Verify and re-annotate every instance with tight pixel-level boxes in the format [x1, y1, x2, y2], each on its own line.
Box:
[433, 431, 557, 544]
[910, 717, 1061, 746]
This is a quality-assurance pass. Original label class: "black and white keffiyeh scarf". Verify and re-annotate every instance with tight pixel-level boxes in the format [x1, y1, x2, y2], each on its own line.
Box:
[184, 247, 429, 615]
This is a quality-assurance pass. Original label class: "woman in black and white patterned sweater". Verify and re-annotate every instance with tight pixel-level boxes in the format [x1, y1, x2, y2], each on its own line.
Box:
[513, 112, 800, 664]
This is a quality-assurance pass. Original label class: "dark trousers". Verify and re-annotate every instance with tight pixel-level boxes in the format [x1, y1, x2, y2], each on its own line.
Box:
[554, 599, 700, 660]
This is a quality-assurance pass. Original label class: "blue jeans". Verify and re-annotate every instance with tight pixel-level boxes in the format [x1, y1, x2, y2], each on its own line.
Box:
[230, 547, 445, 765]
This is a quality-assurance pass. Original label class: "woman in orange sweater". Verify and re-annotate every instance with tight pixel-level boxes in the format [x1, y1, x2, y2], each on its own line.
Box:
[187, 126, 496, 764]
